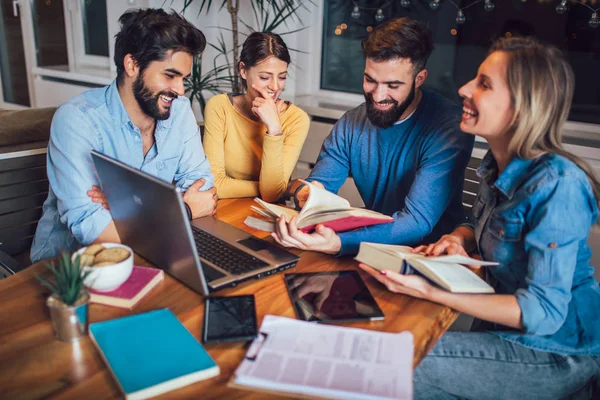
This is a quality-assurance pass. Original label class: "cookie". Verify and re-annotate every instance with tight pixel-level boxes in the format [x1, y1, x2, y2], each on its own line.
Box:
[93, 261, 115, 267]
[79, 254, 95, 266]
[93, 247, 130, 264]
[83, 244, 105, 256]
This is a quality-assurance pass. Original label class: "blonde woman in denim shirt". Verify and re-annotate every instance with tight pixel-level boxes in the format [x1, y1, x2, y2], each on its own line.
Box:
[359, 37, 600, 399]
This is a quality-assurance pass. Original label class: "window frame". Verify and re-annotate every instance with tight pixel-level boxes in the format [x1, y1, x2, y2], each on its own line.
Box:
[305, 2, 600, 144]
[65, 0, 110, 70]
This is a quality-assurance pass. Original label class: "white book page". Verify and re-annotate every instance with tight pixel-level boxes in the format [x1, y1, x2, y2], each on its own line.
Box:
[360, 243, 415, 260]
[250, 206, 277, 219]
[299, 180, 351, 219]
[254, 198, 299, 221]
[429, 255, 499, 266]
[362, 243, 498, 266]
[234, 315, 413, 400]
[244, 216, 276, 232]
[410, 259, 494, 293]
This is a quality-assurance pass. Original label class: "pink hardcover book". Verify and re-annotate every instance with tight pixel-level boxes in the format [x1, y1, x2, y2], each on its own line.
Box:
[89, 266, 164, 309]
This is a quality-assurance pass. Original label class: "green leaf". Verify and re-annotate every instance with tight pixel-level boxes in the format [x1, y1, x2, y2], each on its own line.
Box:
[39, 251, 90, 306]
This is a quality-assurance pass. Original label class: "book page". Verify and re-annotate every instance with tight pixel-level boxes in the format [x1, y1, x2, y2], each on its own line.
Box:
[244, 216, 276, 232]
[254, 198, 299, 221]
[362, 243, 498, 266]
[428, 254, 499, 266]
[234, 315, 413, 400]
[409, 259, 494, 293]
[299, 180, 351, 219]
[359, 243, 415, 260]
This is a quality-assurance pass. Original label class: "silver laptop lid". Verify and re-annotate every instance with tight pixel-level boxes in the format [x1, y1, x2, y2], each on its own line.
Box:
[91, 151, 210, 296]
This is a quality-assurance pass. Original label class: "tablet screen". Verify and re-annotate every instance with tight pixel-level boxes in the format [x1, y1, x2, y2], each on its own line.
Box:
[284, 270, 384, 323]
[203, 295, 258, 344]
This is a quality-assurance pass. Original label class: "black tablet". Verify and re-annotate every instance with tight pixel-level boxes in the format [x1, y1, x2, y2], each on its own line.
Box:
[202, 295, 258, 344]
[284, 270, 384, 323]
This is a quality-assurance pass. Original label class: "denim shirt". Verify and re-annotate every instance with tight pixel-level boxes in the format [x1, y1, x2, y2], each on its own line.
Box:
[470, 151, 600, 355]
[30, 80, 214, 263]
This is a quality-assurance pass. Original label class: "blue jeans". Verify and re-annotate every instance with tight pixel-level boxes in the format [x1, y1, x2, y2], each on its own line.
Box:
[414, 332, 600, 399]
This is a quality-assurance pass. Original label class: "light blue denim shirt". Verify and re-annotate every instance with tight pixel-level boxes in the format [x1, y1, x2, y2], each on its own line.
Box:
[470, 150, 600, 355]
[30, 80, 214, 263]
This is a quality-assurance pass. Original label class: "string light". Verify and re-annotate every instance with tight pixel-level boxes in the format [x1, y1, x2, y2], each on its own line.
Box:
[590, 11, 600, 27]
[343, 1, 599, 30]
[556, 0, 568, 13]
[554, 0, 600, 29]
[349, 1, 392, 24]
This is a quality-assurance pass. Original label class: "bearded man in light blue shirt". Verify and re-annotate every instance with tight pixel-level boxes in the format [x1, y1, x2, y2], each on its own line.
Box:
[31, 9, 216, 263]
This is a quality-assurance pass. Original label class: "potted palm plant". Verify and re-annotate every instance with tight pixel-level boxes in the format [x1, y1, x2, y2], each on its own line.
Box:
[38, 253, 92, 341]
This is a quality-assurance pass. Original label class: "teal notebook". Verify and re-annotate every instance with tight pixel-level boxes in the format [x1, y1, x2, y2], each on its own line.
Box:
[89, 309, 219, 399]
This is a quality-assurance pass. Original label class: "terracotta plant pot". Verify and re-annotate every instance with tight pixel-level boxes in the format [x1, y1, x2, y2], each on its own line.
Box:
[46, 292, 90, 342]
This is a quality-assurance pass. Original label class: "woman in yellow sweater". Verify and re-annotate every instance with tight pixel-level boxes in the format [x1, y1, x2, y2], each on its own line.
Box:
[203, 32, 310, 202]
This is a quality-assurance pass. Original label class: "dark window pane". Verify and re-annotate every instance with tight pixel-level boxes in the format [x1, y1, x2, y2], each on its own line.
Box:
[321, 0, 600, 125]
[0, 0, 30, 106]
[32, 0, 69, 67]
[83, 0, 109, 57]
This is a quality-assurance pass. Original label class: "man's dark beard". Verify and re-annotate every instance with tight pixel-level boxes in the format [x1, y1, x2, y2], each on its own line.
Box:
[364, 81, 416, 128]
[133, 74, 177, 121]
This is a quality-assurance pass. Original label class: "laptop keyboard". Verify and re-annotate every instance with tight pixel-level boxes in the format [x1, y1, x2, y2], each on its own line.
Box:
[193, 228, 269, 275]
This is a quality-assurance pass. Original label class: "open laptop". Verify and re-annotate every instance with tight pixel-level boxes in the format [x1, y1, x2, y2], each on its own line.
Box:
[90, 151, 299, 295]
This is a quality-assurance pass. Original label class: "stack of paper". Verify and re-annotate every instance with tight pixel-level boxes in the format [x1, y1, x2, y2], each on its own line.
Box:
[231, 315, 414, 400]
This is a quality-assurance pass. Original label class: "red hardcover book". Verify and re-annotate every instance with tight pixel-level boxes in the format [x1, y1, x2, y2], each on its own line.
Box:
[243, 180, 394, 234]
[89, 266, 164, 309]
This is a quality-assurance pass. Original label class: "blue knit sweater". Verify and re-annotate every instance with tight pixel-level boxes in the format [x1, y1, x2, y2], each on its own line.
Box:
[308, 89, 474, 256]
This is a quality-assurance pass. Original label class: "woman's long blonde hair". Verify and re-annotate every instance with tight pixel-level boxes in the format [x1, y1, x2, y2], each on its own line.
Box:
[491, 36, 600, 206]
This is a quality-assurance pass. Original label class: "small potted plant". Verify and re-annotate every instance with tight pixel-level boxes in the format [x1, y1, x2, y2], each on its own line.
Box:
[38, 253, 92, 341]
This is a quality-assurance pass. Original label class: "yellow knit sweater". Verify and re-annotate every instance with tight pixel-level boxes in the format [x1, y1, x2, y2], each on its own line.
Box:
[202, 93, 310, 202]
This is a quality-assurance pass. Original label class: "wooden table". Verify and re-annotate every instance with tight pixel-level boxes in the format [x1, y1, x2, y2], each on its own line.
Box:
[0, 198, 458, 399]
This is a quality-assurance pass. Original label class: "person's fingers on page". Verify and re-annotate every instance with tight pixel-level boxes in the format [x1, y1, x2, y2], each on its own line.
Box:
[305, 225, 341, 255]
[358, 263, 386, 282]
[422, 243, 437, 256]
[284, 217, 307, 248]
[273, 217, 304, 249]
[429, 239, 459, 256]
[432, 241, 454, 256]
[412, 245, 427, 254]
[359, 264, 402, 290]
[373, 271, 429, 299]
[358, 263, 378, 275]
[296, 186, 310, 208]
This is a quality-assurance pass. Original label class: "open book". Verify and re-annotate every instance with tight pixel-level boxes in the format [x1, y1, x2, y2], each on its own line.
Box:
[355, 242, 498, 293]
[244, 180, 393, 233]
[230, 315, 414, 399]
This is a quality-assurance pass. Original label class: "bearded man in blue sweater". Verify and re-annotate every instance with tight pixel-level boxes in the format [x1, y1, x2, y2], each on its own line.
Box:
[273, 17, 474, 256]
